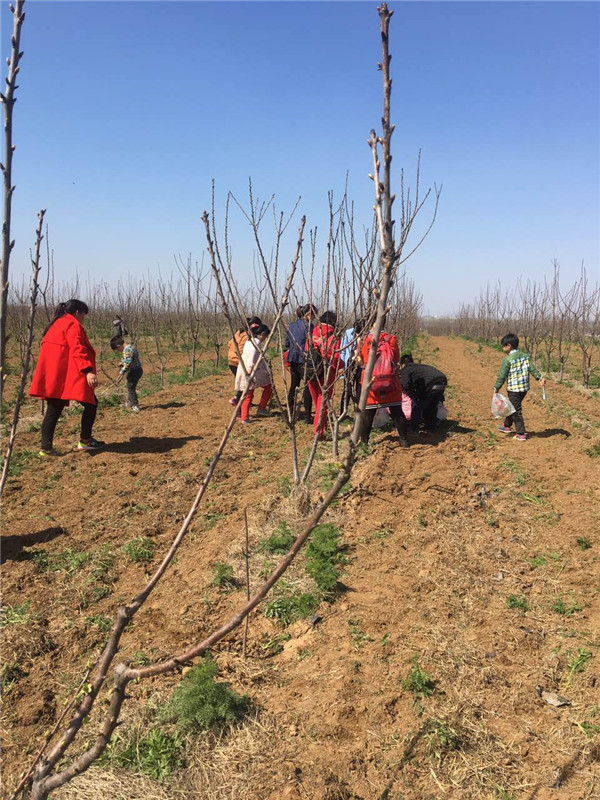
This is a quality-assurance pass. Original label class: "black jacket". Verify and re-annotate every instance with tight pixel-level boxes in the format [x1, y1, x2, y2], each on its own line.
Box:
[400, 363, 447, 401]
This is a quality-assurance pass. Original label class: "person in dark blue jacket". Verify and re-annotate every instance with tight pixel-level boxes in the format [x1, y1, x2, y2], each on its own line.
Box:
[284, 304, 318, 423]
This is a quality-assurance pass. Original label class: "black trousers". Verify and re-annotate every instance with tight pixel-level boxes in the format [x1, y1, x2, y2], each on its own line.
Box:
[340, 365, 362, 416]
[505, 390, 527, 435]
[126, 367, 143, 407]
[41, 397, 97, 450]
[360, 405, 408, 444]
[287, 362, 313, 421]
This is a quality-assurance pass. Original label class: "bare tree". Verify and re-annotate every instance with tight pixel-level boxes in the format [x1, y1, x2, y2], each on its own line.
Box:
[0, 208, 44, 497]
[0, 0, 26, 407]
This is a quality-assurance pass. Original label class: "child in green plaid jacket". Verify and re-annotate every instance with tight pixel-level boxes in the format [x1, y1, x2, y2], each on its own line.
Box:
[494, 333, 545, 440]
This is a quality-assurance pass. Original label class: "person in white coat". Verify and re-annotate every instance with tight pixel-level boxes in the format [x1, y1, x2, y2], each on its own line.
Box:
[235, 325, 273, 424]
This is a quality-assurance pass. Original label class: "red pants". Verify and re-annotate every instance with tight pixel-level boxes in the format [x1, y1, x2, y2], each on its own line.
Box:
[240, 385, 272, 421]
[307, 376, 335, 437]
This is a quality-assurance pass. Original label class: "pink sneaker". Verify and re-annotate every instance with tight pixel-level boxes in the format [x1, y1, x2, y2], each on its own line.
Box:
[498, 426, 512, 433]
[514, 434, 527, 441]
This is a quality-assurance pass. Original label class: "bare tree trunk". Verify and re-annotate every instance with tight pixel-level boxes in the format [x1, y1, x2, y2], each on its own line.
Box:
[0, 0, 26, 408]
[0, 208, 44, 497]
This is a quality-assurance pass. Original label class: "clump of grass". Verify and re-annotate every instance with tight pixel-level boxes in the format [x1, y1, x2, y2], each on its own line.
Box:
[3, 449, 37, 478]
[211, 561, 239, 591]
[259, 522, 295, 555]
[552, 596, 583, 617]
[528, 554, 547, 569]
[506, 595, 530, 613]
[305, 522, 347, 597]
[97, 393, 122, 409]
[500, 457, 527, 486]
[259, 632, 291, 656]
[264, 592, 320, 626]
[566, 647, 593, 683]
[585, 441, 600, 458]
[0, 601, 36, 627]
[1, 660, 27, 695]
[199, 511, 225, 531]
[101, 728, 184, 780]
[576, 536, 593, 551]
[160, 658, 251, 732]
[319, 461, 342, 491]
[123, 537, 155, 563]
[86, 613, 112, 632]
[402, 655, 437, 700]
[54, 548, 92, 574]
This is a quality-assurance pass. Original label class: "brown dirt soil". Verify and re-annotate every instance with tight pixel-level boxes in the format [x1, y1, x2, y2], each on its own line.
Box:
[2, 335, 599, 800]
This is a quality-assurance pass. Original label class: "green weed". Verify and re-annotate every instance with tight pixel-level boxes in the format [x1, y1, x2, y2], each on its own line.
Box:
[319, 461, 342, 491]
[199, 511, 225, 531]
[97, 393, 122, 409]
[402, 655, 437, 700]
[424, 718, 461, 761]
[3, 449, 37, 478]
[348, 619, 374, 650]
[211, 561, 239, 591]
[305, 523, 347, 597]
[259, 522, 295, 555]
[1, 660, 27, 695]
[566, 647, 593, 683]
[0, 601, 36, 627]
[528, 554, 547, 569]
[86, 614, 112, 632]
[585, 442, 600, 458]
[264, 592, 320, 626]
[101, 728, 183, 780]
[576, 536, 593, 551]
[54, 548, 92, 574]
[160, 658, 251, 732]
[259, 632, 291, 656]
[552, 596, 583, 617]
[506, 595, 530, 613]
[518, 492, 545, 505]
[499, 457, 527, 486]
[123, 537, 155, 564]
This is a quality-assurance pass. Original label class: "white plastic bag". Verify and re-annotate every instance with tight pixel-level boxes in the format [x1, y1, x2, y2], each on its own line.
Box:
[373, 407, 391, 428]
[490, 393, 515, 419]
[436, 402, 448, 421]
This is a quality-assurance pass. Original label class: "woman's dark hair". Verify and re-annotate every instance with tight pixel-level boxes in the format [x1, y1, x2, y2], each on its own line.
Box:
[295, 306, 304, 318]
[302, 304, 318, 318]
[247, 316, 262, 327]
[319, 310, 337, 327]
[253, 324, 270, 337]
[110, 335, 124, 351]
[501, 333, 519, 350]
[400, 353, 414, 366]
[354, 317, 367, 334]
[44, 299, 89, 335]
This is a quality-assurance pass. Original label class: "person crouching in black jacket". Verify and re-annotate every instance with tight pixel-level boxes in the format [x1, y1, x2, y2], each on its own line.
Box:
[399, 354, 447, 432]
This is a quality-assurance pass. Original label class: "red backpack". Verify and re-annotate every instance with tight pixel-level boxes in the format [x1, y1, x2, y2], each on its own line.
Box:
[371, 334, 397, 393]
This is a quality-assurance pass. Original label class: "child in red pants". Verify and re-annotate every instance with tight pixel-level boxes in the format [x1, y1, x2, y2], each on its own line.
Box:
[235, 324, 273, 424]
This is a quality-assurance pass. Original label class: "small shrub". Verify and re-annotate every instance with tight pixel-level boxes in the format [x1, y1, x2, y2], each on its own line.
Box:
[211, 561, 239, 590]
[160, 658, 251, 732]
[264, 592, 320, 625]
[506, 595, 530, 612]
[402, 655, 437, 700]
[123, 537, 155, 563]
[259, 522, 295, 554]
[305, 523, 346, 596]
[101, 728, 184, 779]
[576, 536, 593, 551]
[97, 393, 123, 409]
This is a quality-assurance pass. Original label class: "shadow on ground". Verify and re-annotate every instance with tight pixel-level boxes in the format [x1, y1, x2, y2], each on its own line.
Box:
[1, 526, 65, 564]
[92, 435, 202, 455]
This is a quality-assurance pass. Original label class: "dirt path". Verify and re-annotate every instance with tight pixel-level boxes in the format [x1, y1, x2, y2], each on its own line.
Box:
[2, 337, 599, 800]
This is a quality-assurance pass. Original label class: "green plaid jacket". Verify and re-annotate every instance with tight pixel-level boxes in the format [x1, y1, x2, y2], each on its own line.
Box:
[494, 350, 542, 393]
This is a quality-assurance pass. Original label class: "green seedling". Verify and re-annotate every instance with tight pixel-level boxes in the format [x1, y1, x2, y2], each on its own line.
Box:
[506, 595, 530, 612]
[0, 601, 36, 627]
[101, 728, 184, 780]
[54, 548, 92, 574]
[86, 614, 112, 632]
[210, 561, 239, 590]
[260, 632, 291, 655]
[305, 523, 347, 597]
[566, 647, 593, 683]
[424, 718, 461, 761]
[348, 619, 374, 650]
[259, 522, 295, 554]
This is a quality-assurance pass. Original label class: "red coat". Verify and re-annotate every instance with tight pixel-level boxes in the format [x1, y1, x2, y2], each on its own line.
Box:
[29, 314, 97, 405]
[360, 333, 403, 406]
[310, 323, 343, 375]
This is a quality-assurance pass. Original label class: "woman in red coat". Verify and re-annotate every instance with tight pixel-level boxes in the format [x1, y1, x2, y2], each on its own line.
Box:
[356, 327, 409, 448]
[306, 311, 343, 439]
[29, 299, 105, 455]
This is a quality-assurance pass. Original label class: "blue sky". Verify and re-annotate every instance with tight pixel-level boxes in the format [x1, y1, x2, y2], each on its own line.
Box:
[2, 0, 598, 315]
